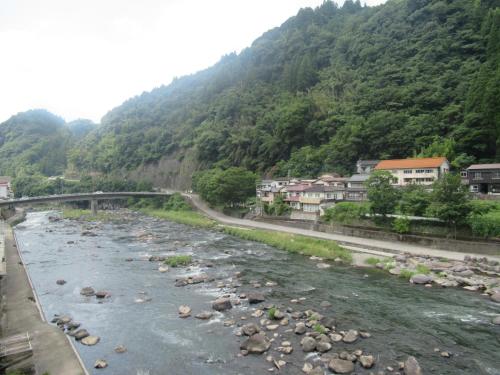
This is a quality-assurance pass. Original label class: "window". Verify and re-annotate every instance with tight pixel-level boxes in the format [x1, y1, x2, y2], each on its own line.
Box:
[460, 171, 468, 178]
[470, 185, 478, 193]
[392, 178, 399, 184]
[425, 178, 434, 182]
[425, 169, 433, 173]
[493, 171, 500, 179]
[415, 169, 425, 173]
[404, 169, 413, 174]
[473, 172, 482, 180]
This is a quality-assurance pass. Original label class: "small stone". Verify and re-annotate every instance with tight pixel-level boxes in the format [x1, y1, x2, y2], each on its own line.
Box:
[178, 305, 191, 318]
[302, 362, 313, 373]
[114, 345, 127, 353]
[242, 323, 261, 336]
[360, 331, 371, 338]
[248, 293, 266, 304]
[240, 333, 271, 354]
[330, 333, 343, 342]
[56, 279, 66, 285]
[440, 351, 451, 358]
[266, 324, 279, 331]
[342, 330, 359, 344]
[316, 341, 332, 353]
[73, 329, 89, 340]
[300, 336, 316, 352]
[252, 309, 264, 318]
[80, 287, 95, 296]
[158, 266, 169, 272]
[295, 322, 306, 335]
[404, 356, 422, 375]
[94, 359, 107, 369]
[95, 291, 110, 299]
[81, 335, 100, 346]
[212, 298, 232, 311]
[410, 274, 433, 284]
[492, 316, 500, 325]
[359, 355, 375, 368]
[328, 358, 355, 373]
[195, 311, 213, 320]
[320, 301, 332, 308]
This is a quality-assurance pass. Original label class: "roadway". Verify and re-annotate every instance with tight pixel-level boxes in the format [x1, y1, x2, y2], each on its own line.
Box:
[185, 194, 500, 262]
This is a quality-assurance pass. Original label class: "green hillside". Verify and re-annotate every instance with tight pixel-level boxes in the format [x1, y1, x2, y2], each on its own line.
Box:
[14, 0, 500, 183]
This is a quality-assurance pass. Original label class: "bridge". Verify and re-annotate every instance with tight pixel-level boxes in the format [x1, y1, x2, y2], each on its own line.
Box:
[0, 192, 172, 214]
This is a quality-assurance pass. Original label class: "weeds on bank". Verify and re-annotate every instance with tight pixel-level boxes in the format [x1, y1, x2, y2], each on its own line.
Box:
[62, 208, 114, 222]
[268, 307, 277, 319]
[140, 208, 216, 229]
[364, 257, 381, 266]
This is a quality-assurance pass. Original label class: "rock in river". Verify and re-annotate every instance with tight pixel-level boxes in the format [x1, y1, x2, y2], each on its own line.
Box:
[404, 356, 422, 375]
[94, 359, 108, 369]
[178, 305, 192, 318]
[240, 333, 271, 354]
[490, 292, 500, 303]
[81, 335, 100, 346]
[328, 358, 355, 374]
[295, 322, 306, 335]
[56, 279, 66, 285]
[410, 274, 433, 285]
[73, 329, 89, 340]
[242, 323, 261, 336]
[492, 316, 500, 325]
[195, 311, 213, 320]
[212, 298, 232, 311]
[359, 355, 375, 368]
[80, 287, 96, 296]
[95, 291, 110, 299]
[300, 336, 317, 352]
[342, 329, 359, 344]
[115, 345, 127, 353]
[248, 292, 266, 304]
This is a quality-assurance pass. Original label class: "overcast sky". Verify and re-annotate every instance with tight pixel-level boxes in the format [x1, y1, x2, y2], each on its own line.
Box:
[0, 0, 386, 123]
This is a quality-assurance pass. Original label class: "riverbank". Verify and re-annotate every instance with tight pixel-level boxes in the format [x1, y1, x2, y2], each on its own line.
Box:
[1, 220, 87, 375]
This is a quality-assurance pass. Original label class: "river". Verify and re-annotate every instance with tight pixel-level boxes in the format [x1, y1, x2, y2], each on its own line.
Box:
[15, 211, 500, 375]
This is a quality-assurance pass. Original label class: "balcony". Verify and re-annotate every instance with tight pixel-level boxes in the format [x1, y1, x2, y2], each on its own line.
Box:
[299, 197, 322, 204]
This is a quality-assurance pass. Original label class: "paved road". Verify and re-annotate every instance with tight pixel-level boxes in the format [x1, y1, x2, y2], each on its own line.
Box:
[185, 194, 500, 262]
[1, 222, 88, 375]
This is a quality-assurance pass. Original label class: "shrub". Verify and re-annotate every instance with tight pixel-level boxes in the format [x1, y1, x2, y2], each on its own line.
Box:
[468, 212, 500, 238]
[313, 323, 326, 334]
[164, 193, 190, 211]
[392, 216, 410, 234]
[399, 269, 416, 280]
[364, 257, 381, 266]
[268, 307, 277, 319]
[416, 264, 430, 274]
[323, 202, 370, 224]
[164, 255, 192, 267]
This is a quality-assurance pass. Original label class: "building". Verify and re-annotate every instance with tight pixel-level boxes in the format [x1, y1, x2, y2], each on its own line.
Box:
[374, 157, 450, 186]
[356, 160, 379, 174]
[0, 177, 12, 199]
[466, 164, 500, 195]
[281, 184, 310, 210]
[346, 174, 370, 201]
[256, 178, 290, 204]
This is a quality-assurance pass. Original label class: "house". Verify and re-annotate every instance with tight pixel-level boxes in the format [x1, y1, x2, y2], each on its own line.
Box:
[374, 157, 450, 186]
[0, 176, 12, 199]
[466, 164, 500, 194]
[281, 184, 311, 210]
[346, 174, 370, 201]
[313, 173, 347, 187]
[356, 160, 379, 174]
[256, 178, 290, 204]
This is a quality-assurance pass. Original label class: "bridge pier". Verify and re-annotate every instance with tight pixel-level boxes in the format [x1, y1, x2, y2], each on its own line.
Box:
[90, 199, 98, 215]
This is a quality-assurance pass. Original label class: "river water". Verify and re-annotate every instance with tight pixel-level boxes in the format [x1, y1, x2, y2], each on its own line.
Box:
[15, 211, 500, 375]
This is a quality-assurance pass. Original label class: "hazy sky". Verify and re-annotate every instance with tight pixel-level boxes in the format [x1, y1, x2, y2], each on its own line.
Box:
[0, 0, 386, 123]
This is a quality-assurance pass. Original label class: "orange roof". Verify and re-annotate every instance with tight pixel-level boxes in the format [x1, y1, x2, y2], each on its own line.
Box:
[375, 157, 448, 170]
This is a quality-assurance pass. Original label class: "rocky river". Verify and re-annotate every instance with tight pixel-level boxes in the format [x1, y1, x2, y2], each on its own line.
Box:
[15, 211, 500, 375]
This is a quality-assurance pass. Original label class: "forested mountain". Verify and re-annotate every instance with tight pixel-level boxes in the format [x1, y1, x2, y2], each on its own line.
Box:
[68, 0, 500, 182]
[8, 0, 500, 185]
[0, 110, 94, 177]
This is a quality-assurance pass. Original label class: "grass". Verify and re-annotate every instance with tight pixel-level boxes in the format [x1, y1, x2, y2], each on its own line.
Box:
[221, 226, 352, 263]
[416, 264, 431, 274]
[313, 323, 326, 334]
[364, 257, 381, 266]
[399, 269, 416, 280]
[140, 208, 216, 228]
[164, 255, 192, 267]
[62, 208, 115, 222]
[268, 307, 277, 319]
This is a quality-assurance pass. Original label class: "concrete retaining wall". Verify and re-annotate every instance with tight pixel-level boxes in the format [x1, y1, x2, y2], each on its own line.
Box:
[256, 217, 500, 255]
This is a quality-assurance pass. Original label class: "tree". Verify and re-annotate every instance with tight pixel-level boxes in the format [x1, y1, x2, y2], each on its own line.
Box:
[399, 184, 431, 216]
[426, 173, 471, 230]
[365, 171, 400, 216]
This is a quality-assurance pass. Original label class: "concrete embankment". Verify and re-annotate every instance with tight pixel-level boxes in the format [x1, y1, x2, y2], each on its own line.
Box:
[1, 220, 88, 375]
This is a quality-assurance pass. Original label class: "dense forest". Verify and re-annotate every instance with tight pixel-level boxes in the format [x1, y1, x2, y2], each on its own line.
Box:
[0, 110, 96, 177]
[2, 0, 500, 185]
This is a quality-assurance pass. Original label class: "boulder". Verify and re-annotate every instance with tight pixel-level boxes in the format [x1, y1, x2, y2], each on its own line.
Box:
[490, 292, 500, 303]
[404, 356, 422, 375]
[81, 335, 100, 346]
[114, 345, 127, 353]
[94, 359, 107, 369]
[320, 301, 332, 308]
[316, 341, 332, 353]
[212, 298, 232, 311]
[295, 322, 306, 335]
[195, 311, 213, 320]
[342, 330, 359, 344]
[242, 323, 261, 336]
[309, 367, 325, 375]
[323, 317, 336, 329]
[300, 336, 317, 352]
[410, 274, 433, 284]
[492, 316, 500, 325]
[328, 359, 355, 374]
[359, 355, 375, 368]
[178, 305, 191, 318]
[248, 293, 266, 304]
[240, 333, 271, 354]
[80, 287, 95, 296]
[95, 291, 110, 299]
[73, 329, 90, 340]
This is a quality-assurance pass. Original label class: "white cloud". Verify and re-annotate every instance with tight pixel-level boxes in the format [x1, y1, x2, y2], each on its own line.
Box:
[0, 0, 387, 123]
